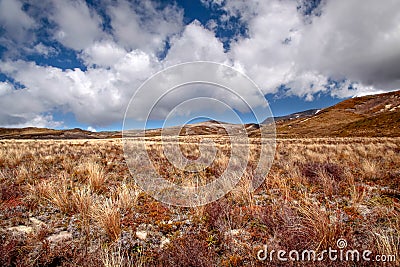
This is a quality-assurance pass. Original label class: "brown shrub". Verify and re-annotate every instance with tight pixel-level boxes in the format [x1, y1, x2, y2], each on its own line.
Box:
[158, 232, 218, 267]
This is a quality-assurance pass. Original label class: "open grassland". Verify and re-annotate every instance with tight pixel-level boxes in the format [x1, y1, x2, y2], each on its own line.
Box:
[0, 138, 399, 266]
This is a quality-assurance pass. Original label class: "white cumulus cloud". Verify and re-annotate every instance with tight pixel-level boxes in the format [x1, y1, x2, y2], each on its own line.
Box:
[1, 0, 400, 128]
[51, 0, 104, 51]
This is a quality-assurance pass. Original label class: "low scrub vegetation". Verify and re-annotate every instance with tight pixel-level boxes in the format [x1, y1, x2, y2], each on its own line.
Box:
[0, 137, 399, 266]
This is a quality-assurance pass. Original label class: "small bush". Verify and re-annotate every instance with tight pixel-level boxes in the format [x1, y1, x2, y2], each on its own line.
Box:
[159, 232, 218, 267]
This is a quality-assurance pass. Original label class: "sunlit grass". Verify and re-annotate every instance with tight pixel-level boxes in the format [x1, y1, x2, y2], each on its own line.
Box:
[0, 137, 399, 266]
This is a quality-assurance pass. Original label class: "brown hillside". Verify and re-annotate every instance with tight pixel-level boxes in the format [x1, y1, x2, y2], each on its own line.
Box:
[0, 127, 120, 139]
[275, 90, 400, 137]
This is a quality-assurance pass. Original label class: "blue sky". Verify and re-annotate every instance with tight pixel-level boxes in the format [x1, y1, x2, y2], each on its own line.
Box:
[0, 0, 399, 131]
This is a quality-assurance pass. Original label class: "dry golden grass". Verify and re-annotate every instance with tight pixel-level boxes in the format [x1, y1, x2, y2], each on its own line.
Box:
[111, 183, 140, 212]
[91, 198, 121, 242]
[85, 162, 107, 193]
[372, 223, 399, 261]
[0, 137, 399, 266]
[72, 186, 93, 218]
[37, 174, 76, 214]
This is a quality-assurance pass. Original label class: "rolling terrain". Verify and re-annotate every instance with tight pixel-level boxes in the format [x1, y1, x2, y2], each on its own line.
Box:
[1, 90, 399, 139]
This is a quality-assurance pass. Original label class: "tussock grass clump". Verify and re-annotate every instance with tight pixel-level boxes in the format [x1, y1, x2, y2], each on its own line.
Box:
[372, 226, 400, 262]
[101, 243, 138, 267]
[111, 183, 140, 212]
[91, 198, 121, 241]
[81, 161, 108, 193]
[36, 175, 76, 214]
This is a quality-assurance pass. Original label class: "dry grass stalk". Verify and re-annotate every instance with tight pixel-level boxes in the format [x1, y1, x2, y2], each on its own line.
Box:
[86, 162, 107, 192]
[39, 175, 75, 214]
[91, 198, 121, 241]
[112, 183, 140, 212]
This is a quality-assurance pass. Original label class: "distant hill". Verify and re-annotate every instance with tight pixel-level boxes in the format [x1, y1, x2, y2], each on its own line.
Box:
[0, 127, 121, 139]
[1, 90, 400, 139]
[262, 109, 320, 124]
[124, 120, 260, 138]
